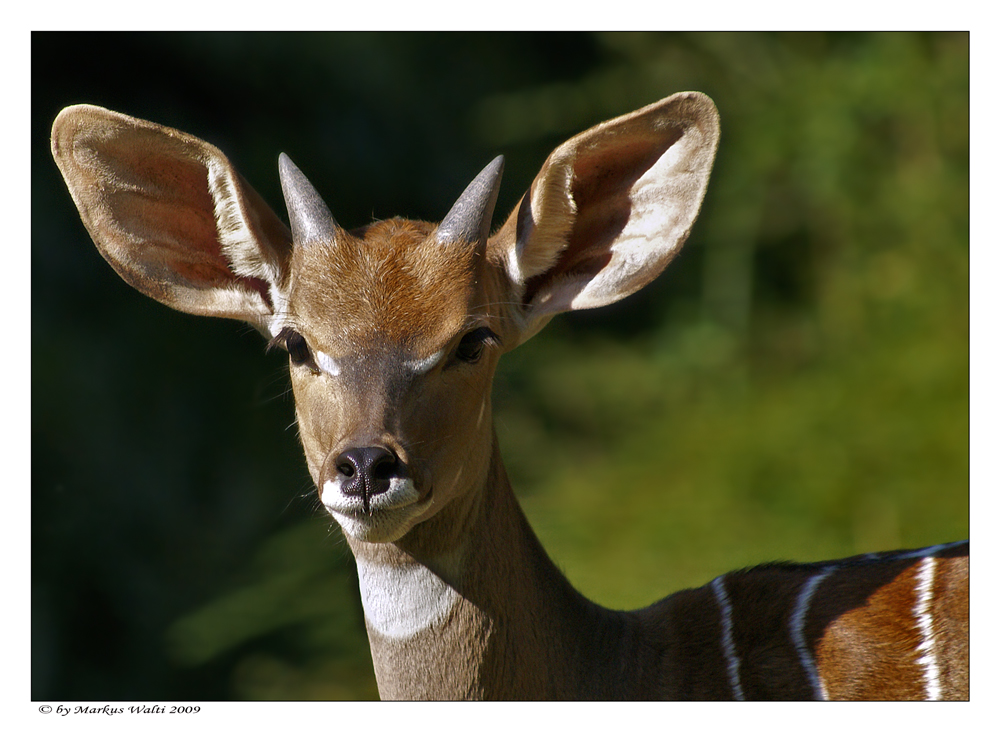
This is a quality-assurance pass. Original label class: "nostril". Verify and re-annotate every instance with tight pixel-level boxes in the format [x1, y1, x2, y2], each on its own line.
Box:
[336, 456, 358, 478]
[371, 453, 398, 482]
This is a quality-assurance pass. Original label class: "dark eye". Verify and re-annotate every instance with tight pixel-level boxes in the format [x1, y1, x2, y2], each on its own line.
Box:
[455, 327, 499, 365]
[286, 331, 312, 365]
[269, 327, 319, 373]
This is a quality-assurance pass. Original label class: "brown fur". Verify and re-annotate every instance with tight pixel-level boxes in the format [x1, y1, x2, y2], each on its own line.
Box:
[289, 219, 479, 356]
[934, 552, 971, 699]
[810, 547, 970, 700]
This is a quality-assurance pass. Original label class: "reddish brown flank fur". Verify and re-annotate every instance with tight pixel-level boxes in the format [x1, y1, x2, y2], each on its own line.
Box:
[811, 547, 969, 700]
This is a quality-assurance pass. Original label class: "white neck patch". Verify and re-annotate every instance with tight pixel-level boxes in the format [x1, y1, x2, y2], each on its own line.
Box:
[355, 558, 459, 639]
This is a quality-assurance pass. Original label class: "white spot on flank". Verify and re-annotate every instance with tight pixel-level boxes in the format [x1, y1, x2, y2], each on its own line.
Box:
[355, 558, 459, 639]
[914, 556, 941, 700]
[711, 576, 745, 700]
[316, 351, 340, 377]
[790, 565, 836, 701]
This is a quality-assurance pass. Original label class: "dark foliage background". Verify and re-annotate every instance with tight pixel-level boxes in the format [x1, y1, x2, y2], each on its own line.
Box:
[32, 32, 968, 700]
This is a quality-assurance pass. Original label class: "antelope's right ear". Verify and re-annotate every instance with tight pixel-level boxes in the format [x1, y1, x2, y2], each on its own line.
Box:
[490, 91, 720, 345]
[51, 104, 293, 336]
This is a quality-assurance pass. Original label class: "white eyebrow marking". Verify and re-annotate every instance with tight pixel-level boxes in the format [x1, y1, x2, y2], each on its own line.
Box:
[316, 351, 341, 377]
[316, 349, 443, 378]
[404, 349, 445, 374]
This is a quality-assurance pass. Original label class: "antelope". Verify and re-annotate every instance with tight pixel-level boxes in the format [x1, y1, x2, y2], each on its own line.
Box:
[51, 92, 969, 700]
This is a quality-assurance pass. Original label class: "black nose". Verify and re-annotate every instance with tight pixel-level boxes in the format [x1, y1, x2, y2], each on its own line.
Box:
[335, 446, 405, 512]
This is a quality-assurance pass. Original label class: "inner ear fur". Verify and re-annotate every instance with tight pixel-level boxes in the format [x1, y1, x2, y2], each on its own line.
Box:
[51, 104, 292, 333]
[490, 91, 720, 339]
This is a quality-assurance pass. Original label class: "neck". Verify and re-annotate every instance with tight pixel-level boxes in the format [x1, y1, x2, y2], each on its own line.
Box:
[346, 435, 646, 699]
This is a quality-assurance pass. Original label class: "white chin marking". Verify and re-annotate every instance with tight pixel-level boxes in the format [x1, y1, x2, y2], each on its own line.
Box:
[355, 558, 458, 639]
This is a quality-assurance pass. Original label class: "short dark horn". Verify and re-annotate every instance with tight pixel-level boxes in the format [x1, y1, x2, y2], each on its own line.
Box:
[278, 153, 340, 246]
[437, 156, 505, 245]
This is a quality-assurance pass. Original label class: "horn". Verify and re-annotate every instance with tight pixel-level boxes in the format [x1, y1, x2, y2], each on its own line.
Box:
[278, 153, 340, 246]
[437, 156, 505, 245]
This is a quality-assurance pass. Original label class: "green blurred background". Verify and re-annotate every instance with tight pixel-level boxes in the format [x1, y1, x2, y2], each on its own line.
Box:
[32, 32, 968, 700]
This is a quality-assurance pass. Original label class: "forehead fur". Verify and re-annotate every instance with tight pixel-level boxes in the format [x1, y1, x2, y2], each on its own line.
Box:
[288, 218, 479, 354]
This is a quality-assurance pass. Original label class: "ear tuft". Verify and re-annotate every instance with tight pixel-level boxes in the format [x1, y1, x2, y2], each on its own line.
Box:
[506, 149, 576, 286]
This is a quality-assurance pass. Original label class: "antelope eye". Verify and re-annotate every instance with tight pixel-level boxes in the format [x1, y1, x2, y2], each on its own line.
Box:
[286, 331, 312, 366]
[455, 327, 499, 364]
[269, 328, 319, 373]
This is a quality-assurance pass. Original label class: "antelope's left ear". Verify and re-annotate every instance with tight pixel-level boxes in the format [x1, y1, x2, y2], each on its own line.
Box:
[489, 91, 720, 344]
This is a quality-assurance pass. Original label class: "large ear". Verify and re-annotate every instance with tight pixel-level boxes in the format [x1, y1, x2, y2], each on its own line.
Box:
[490, 91, 720, 343]
[51, 104, 293, 336]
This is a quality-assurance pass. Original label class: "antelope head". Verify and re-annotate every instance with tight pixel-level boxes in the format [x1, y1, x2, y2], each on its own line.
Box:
[272, 154, 508, 544]
[50, 92, 720, 557]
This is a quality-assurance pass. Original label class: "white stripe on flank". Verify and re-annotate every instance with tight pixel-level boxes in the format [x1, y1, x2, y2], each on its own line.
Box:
[913, 556, 942, 700]
[711, 576, 745, 700]
[790, 565, 836, 701]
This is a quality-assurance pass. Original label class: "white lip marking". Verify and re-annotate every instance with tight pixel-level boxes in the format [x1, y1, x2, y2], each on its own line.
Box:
[321, 476, 427, 541]
[316, 350, 340, 377]
[322, 476, 420, 514]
